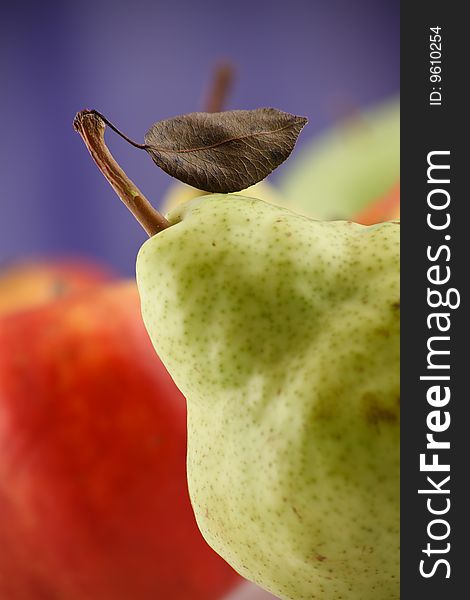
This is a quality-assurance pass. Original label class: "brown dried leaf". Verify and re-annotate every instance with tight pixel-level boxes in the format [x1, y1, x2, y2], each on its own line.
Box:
[143, 108, 307, 193]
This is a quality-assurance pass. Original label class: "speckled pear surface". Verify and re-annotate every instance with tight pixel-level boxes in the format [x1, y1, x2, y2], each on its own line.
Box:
[136, 194, 400, 600]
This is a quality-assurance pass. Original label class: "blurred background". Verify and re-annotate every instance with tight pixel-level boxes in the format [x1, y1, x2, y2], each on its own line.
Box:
[0, 0, 399, 274]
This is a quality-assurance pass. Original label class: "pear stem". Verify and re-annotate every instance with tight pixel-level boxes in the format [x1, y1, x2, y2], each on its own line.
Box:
[204, 62, 235, 113]
[73, 110, 170, 236]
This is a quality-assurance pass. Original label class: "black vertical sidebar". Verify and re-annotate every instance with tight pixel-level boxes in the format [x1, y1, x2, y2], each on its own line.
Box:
[401, 3, 467, 599]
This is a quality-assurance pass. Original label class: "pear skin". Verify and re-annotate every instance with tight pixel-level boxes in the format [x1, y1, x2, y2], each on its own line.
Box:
[136, 194, 399, 600]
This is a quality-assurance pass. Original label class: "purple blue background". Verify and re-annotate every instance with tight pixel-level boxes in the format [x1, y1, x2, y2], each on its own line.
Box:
[0, 0, 399, 276]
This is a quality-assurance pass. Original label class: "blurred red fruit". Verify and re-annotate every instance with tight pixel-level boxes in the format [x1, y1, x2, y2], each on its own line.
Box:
[0, 258, 115, 317]
[0, 281, 240, 599]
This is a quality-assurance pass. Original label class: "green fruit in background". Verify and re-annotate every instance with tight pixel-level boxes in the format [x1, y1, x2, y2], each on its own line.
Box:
[278, 98, 399, 220]
[161, 180, 287, 214]
[136, 194, 400, 600]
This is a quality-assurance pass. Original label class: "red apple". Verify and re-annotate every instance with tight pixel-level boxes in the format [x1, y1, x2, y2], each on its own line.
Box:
[0, 281, 240, 599]
[0, 258, 115, 317]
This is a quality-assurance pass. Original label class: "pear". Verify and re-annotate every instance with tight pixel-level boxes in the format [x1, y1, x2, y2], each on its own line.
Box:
[161, 180, 289, 214]
[74, 107, 399, 600]
[136, 194, 400, 600]
[279, 98, 399, 220]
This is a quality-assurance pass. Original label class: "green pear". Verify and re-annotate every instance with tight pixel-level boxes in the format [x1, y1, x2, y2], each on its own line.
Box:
[136, 194, 400, 600]
[279, 98, 399, 220]
[160, 179, 289, 214]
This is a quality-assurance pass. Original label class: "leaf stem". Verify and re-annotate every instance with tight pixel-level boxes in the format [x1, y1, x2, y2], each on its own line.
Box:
[89, 110, 148, 149]
[73, 110, 169, 236]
